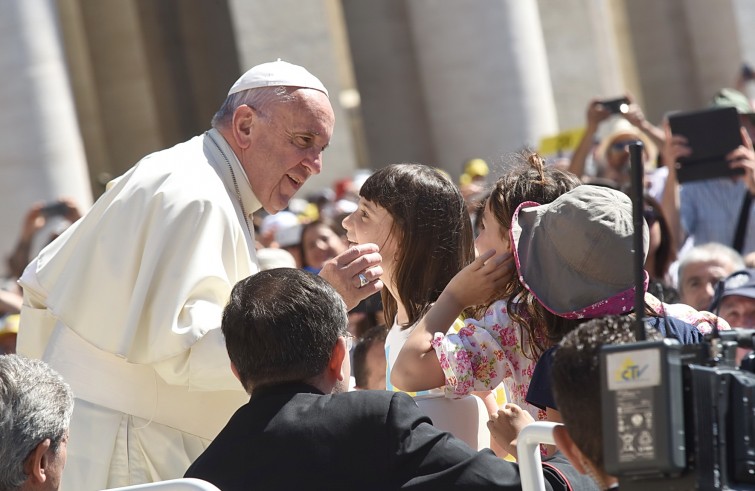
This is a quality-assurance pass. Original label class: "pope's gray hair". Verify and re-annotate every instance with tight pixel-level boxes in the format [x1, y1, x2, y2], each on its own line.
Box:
[211, 85, 297, 129]
[0, 355, 74, 490]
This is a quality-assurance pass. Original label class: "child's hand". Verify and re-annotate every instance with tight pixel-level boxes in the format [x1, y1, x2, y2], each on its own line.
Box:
[443, 249, 513, 309]
[487, 403, 535, 460]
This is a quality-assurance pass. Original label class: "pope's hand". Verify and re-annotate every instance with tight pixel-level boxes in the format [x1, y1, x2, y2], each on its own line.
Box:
[319, 243, 383, 310]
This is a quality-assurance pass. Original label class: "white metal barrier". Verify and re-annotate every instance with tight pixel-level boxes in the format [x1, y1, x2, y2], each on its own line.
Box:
[516, 421, 561, 491]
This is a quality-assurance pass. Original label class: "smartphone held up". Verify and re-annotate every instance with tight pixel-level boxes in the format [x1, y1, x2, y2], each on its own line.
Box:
[600, 97, 630, 114]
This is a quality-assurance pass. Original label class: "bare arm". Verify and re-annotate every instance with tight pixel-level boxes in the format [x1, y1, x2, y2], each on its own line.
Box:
[487, 403, 535, 460]
[623, 94, 665, 150]
[568, 99, 611, 179]
[7, 203, 45, 279]
[390, 250, 513, 392]
[728, 126, 755, 197]
[660, 123, 691, 251]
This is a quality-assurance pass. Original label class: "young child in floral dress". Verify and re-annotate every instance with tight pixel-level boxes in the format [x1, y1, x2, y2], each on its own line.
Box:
[391, 153, 581, 423]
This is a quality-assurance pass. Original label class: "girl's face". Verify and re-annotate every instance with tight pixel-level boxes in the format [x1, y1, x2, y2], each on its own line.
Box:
[342, 198, 398, 273]
[302, 224, 347, 269]
[475, 201, 510, 256]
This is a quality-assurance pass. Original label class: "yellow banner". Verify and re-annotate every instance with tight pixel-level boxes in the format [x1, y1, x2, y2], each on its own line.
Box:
[538, 127, 585, 158]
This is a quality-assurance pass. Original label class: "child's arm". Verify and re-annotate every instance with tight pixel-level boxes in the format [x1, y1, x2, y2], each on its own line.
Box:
[390, 250, 512, 392]
[487, 403, 535, 460]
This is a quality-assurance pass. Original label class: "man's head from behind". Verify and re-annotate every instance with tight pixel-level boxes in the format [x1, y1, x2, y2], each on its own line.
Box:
[222, 268, 349, 393]
[551, 316, 662, 488]
[0, 355, 73, 491]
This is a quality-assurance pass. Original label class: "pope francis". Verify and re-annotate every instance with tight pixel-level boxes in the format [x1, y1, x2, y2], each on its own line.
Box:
[17, 60, 383, 490]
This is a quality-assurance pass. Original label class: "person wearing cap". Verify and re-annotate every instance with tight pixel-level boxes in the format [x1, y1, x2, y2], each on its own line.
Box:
[661, 88, 755, 256]
[711, 268, 755, 329]
[568, 95, 663, 190]
[15, 60, 383, 490]
[258, 210, 304, 266]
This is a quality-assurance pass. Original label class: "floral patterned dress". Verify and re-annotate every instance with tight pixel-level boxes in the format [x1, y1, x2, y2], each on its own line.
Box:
[386, 317, 508, 406]
[430, 299, 547, 422]
[429, 292, 729, 424]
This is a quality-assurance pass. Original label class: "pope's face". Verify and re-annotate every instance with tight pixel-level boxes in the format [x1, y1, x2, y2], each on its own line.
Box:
[244, 89, 335, 214]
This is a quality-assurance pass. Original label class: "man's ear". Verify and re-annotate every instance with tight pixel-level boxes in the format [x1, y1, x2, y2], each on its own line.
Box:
[230, 105, 256, 149]
[230, 362, 241, 382]
[327, 337, 347, 383]
[553, 425, 587, 475]
[23, 439, 51, 485]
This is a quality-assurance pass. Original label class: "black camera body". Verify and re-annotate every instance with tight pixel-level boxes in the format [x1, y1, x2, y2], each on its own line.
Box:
[40, 201, 69, 218]
[602, 330, 755, 490]
[601, 97, 630, 114]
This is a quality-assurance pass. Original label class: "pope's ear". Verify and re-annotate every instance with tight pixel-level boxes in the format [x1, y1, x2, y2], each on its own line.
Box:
[230, 105, 256, 148]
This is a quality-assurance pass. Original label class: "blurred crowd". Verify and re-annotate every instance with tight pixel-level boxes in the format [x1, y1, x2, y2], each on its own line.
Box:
[3, 58, 755, 491]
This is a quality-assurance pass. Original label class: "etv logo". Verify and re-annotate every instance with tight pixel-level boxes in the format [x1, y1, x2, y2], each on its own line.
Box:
[615, 358, 649, 382]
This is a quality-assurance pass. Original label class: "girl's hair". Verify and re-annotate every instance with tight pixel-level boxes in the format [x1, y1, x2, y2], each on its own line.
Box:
[359, 164, 475, 329]
[643, 194, 676, 281]
[483, 152, 582, 359]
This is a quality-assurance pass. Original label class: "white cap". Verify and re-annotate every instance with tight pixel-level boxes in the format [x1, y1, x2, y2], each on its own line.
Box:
[257, 248, 297, 270]
[260, 210, 300, 236]
[228, 59, 328, 97]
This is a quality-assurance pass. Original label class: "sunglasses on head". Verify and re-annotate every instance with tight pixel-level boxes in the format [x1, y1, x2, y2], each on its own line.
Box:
[610, 139, 643, 152]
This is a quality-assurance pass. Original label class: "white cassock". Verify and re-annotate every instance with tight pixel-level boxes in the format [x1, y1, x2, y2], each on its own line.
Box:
[18, 129, 259, 490]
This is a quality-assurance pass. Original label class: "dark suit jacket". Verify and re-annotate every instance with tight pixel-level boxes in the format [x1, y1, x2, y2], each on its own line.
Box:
[185, 382, 595, 490]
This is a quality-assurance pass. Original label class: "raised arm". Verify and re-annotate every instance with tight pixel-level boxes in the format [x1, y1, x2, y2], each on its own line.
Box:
[568, 99, 611, 179]
[623, 94, 665, 151]
[659, 122, 691, 251]
[390, 250, 511, 392]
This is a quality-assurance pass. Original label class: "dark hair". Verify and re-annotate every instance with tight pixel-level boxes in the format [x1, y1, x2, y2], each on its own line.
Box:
[359, 164, 475, 329]
[552, 315, 662, 471]
[352, 325, 388, 388]
[483, 152, 582, 358]
[222, 268, 348, 391]
[643, 194, 676, 281]
[472, 192, 490, 238]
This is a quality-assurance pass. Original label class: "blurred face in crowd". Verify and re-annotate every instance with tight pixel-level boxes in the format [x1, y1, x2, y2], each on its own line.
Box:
[718, 296, 755, 328]
[359, 341, 387, 391]
[302, 223, 347, 270]
[604, 135, 648, 174]
[475, 200, 510, 256]
[342, 199, 398, 283]
[244, 89, 335, 213]
[679, 259, 737, 311]
[0, 333, 16, 355]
